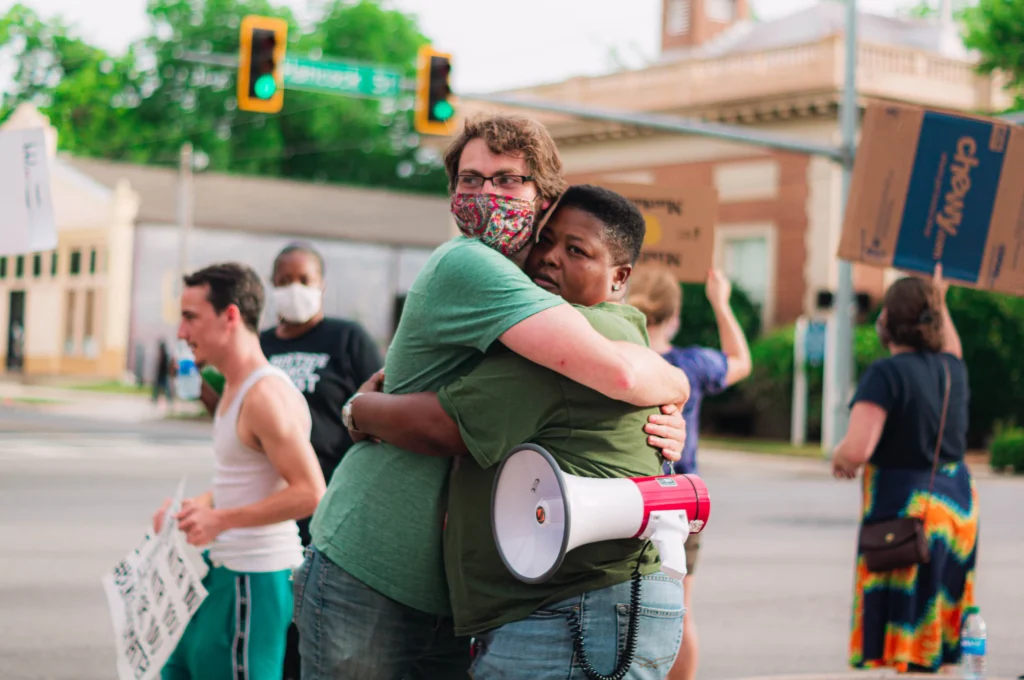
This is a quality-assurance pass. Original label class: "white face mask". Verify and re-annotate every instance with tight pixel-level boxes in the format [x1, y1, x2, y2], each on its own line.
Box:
[273, 283, 322, 324]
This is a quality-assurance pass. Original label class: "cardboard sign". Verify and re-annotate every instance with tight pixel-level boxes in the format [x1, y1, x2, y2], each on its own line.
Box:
[600, 182, 718, 283]
[839, 102, 1024, 296]
[102, 480, 209, 680]
[0, 127, 57, 256]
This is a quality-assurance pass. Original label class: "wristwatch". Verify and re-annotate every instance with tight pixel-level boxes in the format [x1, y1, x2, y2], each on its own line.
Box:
[341, 393, 364, 432]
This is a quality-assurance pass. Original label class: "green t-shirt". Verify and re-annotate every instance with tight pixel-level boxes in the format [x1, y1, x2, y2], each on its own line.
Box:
[309, 236, 564, 616]
[437, 302, 664, 636]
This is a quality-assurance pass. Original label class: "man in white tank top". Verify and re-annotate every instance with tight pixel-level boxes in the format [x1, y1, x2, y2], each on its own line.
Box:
[152, 262, 326, 680]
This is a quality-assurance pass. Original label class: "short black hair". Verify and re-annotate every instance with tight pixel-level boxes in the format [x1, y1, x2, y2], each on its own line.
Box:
[273, 241, 325, 278]
[183, 262, 265, 333]
[555, 184, 646, 264]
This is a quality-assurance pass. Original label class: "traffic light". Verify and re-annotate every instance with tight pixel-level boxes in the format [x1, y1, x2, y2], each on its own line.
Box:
[237, 15, 288, 114]
[415, 45, 456, 136]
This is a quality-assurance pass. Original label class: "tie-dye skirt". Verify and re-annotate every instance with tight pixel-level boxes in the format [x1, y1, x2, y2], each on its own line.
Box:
[850, 461, 979, 672]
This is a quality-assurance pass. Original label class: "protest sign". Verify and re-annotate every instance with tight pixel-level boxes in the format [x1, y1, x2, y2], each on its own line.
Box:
[840, 102, 1024, 296]
[0, 127, 57, 256]
[600, 182, 718, 283]
[102, 480, 208, 680]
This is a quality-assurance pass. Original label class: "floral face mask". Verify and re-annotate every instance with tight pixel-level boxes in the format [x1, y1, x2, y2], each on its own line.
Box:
[450, 193, 536, 257]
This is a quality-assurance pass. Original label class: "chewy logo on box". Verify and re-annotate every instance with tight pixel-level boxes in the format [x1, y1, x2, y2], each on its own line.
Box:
[893, 113, 1007, 284]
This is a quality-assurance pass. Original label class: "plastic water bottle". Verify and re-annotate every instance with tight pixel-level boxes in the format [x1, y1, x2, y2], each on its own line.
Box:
[960, 606, 987, 680]
[175, 341, 202, 401]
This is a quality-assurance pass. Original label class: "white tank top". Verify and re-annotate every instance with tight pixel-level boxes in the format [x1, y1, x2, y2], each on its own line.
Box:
[208, 364, 309, 573]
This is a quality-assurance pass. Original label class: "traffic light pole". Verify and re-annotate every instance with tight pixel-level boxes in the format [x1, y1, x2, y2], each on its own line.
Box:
[825, 0, 859, 454]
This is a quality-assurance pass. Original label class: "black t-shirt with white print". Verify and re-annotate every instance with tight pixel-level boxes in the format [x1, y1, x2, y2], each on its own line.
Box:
[259, 317, 383, 486]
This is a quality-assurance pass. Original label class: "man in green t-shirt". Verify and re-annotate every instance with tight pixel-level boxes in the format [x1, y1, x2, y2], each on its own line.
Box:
[347, 185, 689, 679]
[294, 116, 691, 680]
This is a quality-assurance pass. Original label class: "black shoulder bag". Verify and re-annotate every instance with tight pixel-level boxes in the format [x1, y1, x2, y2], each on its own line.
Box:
[857, 359, 951, 573]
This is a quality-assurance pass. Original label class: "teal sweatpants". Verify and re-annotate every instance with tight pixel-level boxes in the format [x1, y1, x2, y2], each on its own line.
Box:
[161, 560, 294, 680]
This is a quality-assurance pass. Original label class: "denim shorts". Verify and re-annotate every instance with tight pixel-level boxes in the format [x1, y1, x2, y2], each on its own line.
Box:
[469, 573, 685, 680]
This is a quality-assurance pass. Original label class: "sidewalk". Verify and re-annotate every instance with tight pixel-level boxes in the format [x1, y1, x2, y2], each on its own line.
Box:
[700, 446, 1002, 480]
[0, 381, 207, 422]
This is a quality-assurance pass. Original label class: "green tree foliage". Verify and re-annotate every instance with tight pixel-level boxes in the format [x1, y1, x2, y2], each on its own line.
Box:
[962, 0, 1024, 92]
[898, 0, 972, 20]
[0, 0, 447, 193]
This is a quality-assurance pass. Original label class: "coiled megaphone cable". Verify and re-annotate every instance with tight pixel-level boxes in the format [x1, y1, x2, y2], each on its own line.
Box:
[566, 540, 654, 680]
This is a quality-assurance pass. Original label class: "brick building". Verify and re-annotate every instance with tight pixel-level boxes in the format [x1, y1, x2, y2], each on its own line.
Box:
[462, 0, 1013, 329]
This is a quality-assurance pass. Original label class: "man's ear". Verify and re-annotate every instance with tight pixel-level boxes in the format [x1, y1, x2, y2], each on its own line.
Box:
[224, 304, 242, 328]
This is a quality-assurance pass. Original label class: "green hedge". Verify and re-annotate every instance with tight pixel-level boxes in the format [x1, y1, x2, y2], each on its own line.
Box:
[944, 287, 1024, 448]
[989, 427, 1024, 474]
[731, 284, 1024, 447]
[736, 324, 888, 441]
[670, 283, 762, 350]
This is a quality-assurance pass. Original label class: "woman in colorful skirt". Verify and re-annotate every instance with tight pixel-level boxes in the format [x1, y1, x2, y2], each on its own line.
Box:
[831, 264, 978, 673]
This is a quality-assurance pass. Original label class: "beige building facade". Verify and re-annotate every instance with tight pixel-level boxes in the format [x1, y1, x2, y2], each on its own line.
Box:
[0, 105, 139, 379]
[461, 0, 1016, 328]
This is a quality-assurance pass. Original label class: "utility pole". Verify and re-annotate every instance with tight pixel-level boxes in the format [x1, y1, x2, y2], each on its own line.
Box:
[823, 0, 859, 454]
[177, 142, 194, 283]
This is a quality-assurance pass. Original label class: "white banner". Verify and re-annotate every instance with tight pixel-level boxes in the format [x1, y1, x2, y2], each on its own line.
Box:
[0, 127, 57, 256]
[102, 480, 209, 680]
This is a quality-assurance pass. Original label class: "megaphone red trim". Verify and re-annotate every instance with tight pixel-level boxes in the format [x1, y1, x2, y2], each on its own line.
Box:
[632, 474, 710, 537]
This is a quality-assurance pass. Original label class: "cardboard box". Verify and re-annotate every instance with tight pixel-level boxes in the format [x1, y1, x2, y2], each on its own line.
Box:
[840, 102, 1024, 296]
[600, 182, 718, 283]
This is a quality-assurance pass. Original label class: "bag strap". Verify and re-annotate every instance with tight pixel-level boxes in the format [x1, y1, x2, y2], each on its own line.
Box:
[922, 358, 952, 512]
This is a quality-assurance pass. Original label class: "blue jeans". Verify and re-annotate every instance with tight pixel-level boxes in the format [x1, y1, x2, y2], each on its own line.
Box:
[293, 546, 470, 680]
[469, 573, 684, 680]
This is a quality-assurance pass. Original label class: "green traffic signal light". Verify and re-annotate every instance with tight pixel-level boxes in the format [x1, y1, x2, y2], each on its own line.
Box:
[254, 74, 277, 99]
[432, 100, 454, 121]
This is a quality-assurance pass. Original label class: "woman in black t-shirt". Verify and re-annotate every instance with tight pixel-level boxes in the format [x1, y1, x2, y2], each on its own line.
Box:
[831, 265, 978, 674]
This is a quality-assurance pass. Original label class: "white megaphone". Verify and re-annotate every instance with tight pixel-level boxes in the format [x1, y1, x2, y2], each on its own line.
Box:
[492, 444, 710, 583]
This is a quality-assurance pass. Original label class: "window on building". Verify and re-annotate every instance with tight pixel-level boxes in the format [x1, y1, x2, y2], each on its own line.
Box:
[89, 248, 97, 275]
[84, 289, 97, 357]
[33, 254, 42, 278]
[721, 236, 769, 310]
[70, 250, 81, 276]
[51, 252, 58, 276]
[705, 0, 736, 23]
[15, 256, 24, 279]
[65, 290, 77, 355]
[667, 0, 691, 35]
[0, 257, 6, 279]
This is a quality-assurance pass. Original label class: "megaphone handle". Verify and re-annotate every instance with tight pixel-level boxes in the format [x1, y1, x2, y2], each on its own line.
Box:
[644, 511, 689, 581]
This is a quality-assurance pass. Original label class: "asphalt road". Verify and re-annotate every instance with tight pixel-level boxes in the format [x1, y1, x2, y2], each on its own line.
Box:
[0, 404, 1021, 680]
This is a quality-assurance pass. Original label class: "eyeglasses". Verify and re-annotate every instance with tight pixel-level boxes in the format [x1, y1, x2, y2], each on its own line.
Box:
[456, 174, 535, 191]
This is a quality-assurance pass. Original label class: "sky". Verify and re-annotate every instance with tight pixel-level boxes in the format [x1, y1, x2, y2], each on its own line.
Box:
[2, 0, 922, 93]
